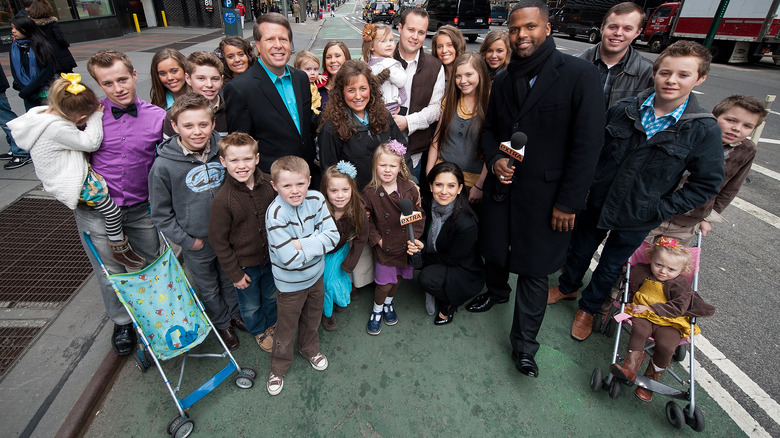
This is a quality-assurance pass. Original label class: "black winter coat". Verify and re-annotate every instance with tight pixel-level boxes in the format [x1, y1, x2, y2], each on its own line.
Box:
[589, 89, 724, 231]
[479, 50, 605, 277]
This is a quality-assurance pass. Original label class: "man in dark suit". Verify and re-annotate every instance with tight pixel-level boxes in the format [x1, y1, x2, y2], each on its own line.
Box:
[469, 0, 605, 377]
[223, 13, 318, 183]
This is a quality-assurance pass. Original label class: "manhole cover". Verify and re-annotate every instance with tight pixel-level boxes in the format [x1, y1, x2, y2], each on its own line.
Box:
[0, 198, 93, 306]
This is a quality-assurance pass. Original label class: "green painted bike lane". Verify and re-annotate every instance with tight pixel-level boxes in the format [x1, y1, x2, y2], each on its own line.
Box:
[309, 4, 370, 60]
[85, 272, 746, 437]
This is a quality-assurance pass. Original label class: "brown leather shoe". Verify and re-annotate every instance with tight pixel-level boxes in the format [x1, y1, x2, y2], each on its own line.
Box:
[635, 360, 665, 402]
[547, 286, 579, 305]
[322, 314, 337, 331]
[231, 315, 248, 332]
[571, 310, 593, 341]
[217, 326, 239, 350]
[610, 350, 646, 382]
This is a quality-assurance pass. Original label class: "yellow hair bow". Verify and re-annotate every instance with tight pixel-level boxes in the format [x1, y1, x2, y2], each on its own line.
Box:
[61, 73, 86, 95]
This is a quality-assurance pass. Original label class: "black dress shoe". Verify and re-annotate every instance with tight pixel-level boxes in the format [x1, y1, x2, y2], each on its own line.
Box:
[516, 353, 539, 378]
[434, 306, 455, 325]
[217, 326, 240, 350]
[231, 315, 248, 332]
[466, 294, 509, 313]
[112, 323, 136, 356]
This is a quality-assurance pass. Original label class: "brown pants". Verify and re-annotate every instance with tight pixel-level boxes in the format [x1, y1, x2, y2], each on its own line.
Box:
[270, 278, 324, 376]
[628, 317, 681, 368]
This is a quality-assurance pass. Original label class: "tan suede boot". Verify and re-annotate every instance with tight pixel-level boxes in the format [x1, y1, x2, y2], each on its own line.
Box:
[635, 360, 666, 402]
[109, 237, 147, 271]
[610, 350, 646, 382]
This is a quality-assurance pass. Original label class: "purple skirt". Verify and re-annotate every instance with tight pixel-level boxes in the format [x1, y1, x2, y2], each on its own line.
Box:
[374, 262, 413, 285]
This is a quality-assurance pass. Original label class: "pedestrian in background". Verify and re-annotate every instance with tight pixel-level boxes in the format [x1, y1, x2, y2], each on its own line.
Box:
[9, 17, 55, 111]
[292, 1, 300, 23]
[28, 0, 76, 73]
[0, 64, 21, 167]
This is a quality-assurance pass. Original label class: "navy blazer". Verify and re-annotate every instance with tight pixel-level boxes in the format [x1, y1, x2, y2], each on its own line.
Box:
[223, 62, 318, 179]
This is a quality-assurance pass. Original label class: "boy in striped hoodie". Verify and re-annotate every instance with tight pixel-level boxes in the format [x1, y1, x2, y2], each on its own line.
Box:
[265, 155, 340, 396]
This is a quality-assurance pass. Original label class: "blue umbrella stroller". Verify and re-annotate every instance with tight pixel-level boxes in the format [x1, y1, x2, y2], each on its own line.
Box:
[590, 233, 706, 432]
[84, 232, 257, 438]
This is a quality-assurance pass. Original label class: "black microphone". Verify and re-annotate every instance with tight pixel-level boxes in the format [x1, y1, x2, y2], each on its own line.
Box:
[400, 198, 423, 269]
[493, 131, 527, 202]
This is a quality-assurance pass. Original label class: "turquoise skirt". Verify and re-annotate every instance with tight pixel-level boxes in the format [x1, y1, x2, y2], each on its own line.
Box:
[323, 244, 351, 317]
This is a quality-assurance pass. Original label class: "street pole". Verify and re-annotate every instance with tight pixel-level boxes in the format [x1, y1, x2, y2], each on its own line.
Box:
[702, 0, 730, 50]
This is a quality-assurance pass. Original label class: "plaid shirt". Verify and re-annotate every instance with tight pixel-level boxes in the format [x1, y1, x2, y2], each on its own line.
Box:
[640, 93, 689, 139]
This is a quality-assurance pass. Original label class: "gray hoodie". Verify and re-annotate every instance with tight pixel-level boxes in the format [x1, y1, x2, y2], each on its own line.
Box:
[148, 131, 225, 250]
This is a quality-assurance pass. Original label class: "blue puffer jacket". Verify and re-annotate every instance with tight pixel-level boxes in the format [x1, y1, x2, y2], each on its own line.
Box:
[588, 89, 724, 231]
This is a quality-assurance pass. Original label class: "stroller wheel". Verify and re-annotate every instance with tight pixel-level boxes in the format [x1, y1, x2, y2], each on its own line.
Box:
[590, 368, 603, 392]
[172, 418, 194, 438]
[167, 413, 189, 435]
[235, 373, 255, 389]
[673, 344, 687, 362]
[608, 380, 621, 399]
[592, 314, 605, 333]
[684, 404, 705, 432]
[240, 366, 258, 380]
[605, 318, 617, 338]
[665, 401, 685, 429]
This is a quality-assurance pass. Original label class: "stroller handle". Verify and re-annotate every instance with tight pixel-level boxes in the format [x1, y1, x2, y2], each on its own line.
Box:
[82, 232, 107, 266]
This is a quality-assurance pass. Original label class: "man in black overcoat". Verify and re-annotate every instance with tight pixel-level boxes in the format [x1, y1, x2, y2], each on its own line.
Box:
[468, 0, 605, 377]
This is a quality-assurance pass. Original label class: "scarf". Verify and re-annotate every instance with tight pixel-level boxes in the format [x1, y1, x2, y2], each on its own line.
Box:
[507, 36, 556, 106]
[10, 39, 39, 86]
[426, 201, 455, 253]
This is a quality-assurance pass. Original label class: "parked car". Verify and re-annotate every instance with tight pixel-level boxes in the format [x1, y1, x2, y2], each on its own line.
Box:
[424, 0, 490, 43]
[366, 1, 395, 23]
[550, 0, 623, 44]
[490, 4, 507, 26]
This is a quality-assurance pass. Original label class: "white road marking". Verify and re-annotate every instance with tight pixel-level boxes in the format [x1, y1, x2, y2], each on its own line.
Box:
[695, 336, 780, 425]
[692, 90, 704, 94]
[680, 357, 773, 437]
[771, 110, 779, 116]
[730, 197, 780, 229]
[758, 138, 780, 145]
[750, 163, 780, 181]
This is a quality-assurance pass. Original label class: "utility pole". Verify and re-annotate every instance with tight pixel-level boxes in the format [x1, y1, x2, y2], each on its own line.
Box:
[702, 0, 730, 49]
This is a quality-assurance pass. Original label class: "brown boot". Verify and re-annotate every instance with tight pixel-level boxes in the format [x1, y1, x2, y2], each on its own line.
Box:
[635, 360, 665, 402]
[610, 350, 646, 382]
[321, 314, 337, 331]
[109, 237, 147, 271]
[547, 286, 579, 305]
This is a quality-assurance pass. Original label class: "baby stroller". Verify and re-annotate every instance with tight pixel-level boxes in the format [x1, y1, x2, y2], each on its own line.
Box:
[590, 233, 705, 432]
[84, 232, 257, 438]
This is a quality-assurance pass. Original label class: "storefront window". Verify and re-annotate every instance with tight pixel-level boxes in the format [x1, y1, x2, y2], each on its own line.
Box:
[75, 0, 114, 19]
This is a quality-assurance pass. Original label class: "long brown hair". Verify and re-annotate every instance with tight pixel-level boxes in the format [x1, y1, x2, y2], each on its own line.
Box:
[431, 25, 466, 73]
[436, 53, 490, 155]
[217, 36, 255, 80]
[150, 48, 190, 109]
[322, 40, 352, 76]
[318, 59, 390, 142]
[320, 165, 365, 238]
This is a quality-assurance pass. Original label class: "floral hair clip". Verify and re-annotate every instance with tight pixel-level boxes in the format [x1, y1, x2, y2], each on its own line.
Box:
[336, 160, 357, 179]
[656, 236, 681, 249]
[61, 73, 86, 95]
[386, 139, 406, 156]
[362, 23, 377, 42]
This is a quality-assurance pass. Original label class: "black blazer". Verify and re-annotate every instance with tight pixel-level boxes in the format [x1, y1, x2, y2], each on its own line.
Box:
[479, 50, 606, 277]
[223, 62, 318, 180]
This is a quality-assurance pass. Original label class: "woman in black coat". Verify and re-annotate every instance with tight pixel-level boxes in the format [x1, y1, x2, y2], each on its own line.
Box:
[28, 0, 76, 73]
[415, 162, 485, 325]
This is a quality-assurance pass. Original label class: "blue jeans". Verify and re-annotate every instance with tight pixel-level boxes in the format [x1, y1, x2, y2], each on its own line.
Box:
[75, 202, 161, 325]
[234, 263, 278, 336]
[0, 92, 24, 157]
[558, 207, 648, 315]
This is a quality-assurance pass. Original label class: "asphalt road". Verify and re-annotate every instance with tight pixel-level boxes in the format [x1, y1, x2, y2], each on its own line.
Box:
[331, 4, 780, 433]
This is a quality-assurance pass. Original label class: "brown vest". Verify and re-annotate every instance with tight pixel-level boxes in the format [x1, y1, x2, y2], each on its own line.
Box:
[394, 48, 442, 155]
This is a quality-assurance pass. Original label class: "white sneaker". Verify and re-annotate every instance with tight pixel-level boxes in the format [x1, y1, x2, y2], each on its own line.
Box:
[303, 352, 328, 371]
[267, 373, 283, 395]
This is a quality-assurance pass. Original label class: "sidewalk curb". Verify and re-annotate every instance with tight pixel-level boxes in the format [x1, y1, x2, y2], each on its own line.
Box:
[55, 351, 127, 438]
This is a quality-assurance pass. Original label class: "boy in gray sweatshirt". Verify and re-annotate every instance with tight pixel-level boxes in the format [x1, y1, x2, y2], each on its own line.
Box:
[148, 93, 243, 351]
